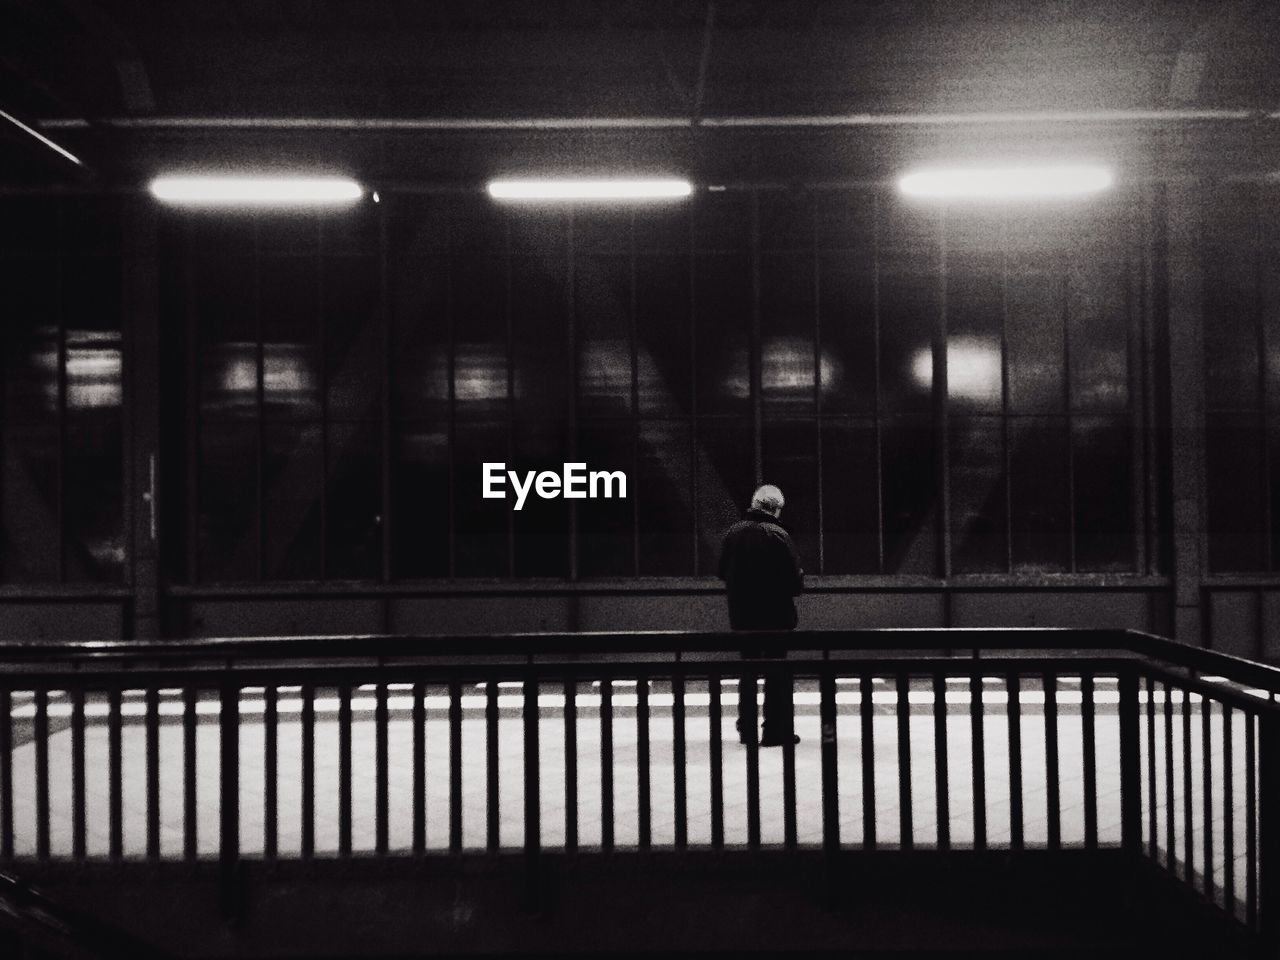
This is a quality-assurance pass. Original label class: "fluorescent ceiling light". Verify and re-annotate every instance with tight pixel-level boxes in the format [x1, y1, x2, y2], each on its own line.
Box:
[898, 165, 1113, 199]
[487, 178, 693, 201]
[149, 176, 363, 206]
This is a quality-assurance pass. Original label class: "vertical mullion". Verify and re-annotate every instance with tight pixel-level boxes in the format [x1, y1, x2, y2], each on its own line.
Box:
[689, 208, 700, 572]
[935, 209, 950, 577]
[750, 189, 763, 485]
[673, 669, 688, 849]
[253, 221, 265, 580]
[448, 240, 460, 578]
[860, 674, 876, 849]
[563, 673, 578, 852]
[710, 674, 724, 850]
[1007, 673, 1023, 850]
[378, 201, 392, 581]
[34, 689, 48, 861]
[184, 687, 197, 861]
[338, 684, 352, 857]
[567, 209, 578, 580]
[146, 687, 161, 861]
[1000, 212, 1013, 572]
[56, 211, 67, 581]
[412, 681, 425, 855]
[264, 685, 278, 861]
[637, 671, 651, 850]
[1082, 673, 1098, 849]
[72, 687, 86, 860]
[184, 221, 201, 582]
[1062, 269, 1077, 571]
[897, 672, 913, 849]
[109, 688, 123, 862]
[301, 684, 315, 860]
[449, 679, 463, 854]
[375, 681, 389, 857]
[1044, 673, 1060, 850]
[486, 680, 500, 852]
[813, 200, 824, 573]
[1143, 186, 1162, 574]
[503, 220, 513, 577]
[872, 193, 885, 573]
[317, 217, 328, 578]
[932, 673, 949, 850]
[1126, 204, 1146, 573]
[1257, 191, 1272, 571]
[600, 675, 614, 851]
[971, 671, 986, 850]
[630, 211, 641, 574]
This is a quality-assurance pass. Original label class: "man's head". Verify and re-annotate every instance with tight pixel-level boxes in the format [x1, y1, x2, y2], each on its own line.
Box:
[750, 484, 785, 518]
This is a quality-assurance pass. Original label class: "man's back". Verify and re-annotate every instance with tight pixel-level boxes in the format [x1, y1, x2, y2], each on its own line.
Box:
[718, 508, 804, 631]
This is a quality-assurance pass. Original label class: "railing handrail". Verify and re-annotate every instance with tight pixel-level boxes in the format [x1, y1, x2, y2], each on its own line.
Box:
[0, 625, 1115, 658]
[2, 627, 1278, 693]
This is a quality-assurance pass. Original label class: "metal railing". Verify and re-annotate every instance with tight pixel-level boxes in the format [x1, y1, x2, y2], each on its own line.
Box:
[0, 627, 1274, 947]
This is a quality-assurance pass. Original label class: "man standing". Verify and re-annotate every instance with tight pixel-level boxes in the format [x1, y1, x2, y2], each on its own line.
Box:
[718, 484, 804, 746]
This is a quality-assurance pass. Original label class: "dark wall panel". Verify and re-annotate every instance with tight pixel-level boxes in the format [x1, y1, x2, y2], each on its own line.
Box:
[388, 596, 573, 635]
[949, 591, 1155, 631]
[1208, 590, 1259, 658]
[184, 599, 384, 637]
[797, 592, 947, 629]
[576, 593, 725, 632]
[0, 603, 125, 640]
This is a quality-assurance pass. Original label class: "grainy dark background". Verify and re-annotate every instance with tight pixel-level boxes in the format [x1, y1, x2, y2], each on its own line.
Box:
[1, 0, 1279, 652]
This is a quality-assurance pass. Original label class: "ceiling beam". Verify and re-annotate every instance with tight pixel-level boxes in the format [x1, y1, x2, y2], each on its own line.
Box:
[37, 107, 1280, 133]
[1, 105, 90, 175]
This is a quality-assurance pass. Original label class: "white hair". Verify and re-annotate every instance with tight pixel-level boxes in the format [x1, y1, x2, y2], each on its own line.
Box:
[750, 484, 785, 515]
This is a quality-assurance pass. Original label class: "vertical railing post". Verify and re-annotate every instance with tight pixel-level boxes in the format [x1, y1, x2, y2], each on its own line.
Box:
[1258, 710, 1280, 949]
[1118, 666, 1142, 855]
[219, 682, 241, 922]
[524, 672, 542, 913]
[820, 666, 839, 905]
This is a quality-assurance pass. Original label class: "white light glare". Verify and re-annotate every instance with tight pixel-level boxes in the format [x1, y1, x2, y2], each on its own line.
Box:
[487, 178, 693, 201]
[898, 165, 1113, 199]
[149, 176, 363, 206]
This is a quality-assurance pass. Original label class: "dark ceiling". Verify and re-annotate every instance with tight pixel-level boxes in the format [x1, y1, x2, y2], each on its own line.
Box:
[2, 0, 1279, 187]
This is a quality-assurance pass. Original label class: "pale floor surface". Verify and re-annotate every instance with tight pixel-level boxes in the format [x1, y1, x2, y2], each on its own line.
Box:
[1, 682, 1250, 911]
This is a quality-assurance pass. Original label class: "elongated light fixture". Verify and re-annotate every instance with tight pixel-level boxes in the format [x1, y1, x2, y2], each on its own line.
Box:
[487, 178, 693, 201]
[149, 175, 363, 206]
[898, 165, 1113, 199]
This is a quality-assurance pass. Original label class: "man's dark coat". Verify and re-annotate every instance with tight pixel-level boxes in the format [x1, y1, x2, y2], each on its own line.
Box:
[718, 508, 804, 633]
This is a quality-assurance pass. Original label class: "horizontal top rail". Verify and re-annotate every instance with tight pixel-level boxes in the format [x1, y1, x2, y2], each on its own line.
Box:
[0, 628, 1276, 696]
[0, 626, 1136, 658]
[0, 656, 1147, 692]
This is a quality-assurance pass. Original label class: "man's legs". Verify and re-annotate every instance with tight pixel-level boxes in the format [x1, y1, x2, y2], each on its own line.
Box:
[737, 650, 759, 744]
[760, 652, 796, 745]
